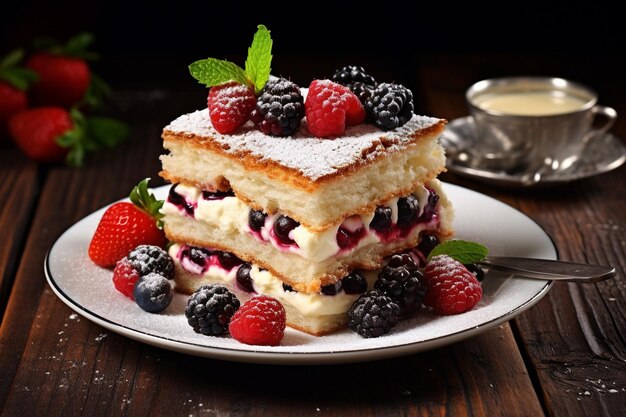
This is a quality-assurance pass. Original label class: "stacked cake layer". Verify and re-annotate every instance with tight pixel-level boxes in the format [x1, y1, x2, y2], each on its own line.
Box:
[160, 108, 453, 335]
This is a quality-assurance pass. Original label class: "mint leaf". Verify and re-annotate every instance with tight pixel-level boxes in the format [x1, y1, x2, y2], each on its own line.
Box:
[189, 58, 249, 87]
[245, 24, 273, 93]
[427, 240, 489, 264]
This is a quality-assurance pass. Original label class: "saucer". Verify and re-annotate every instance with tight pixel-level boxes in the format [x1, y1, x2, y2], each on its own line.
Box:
[441, 117, 626, 188]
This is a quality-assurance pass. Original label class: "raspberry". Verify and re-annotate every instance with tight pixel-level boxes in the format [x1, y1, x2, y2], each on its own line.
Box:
[348, 290, 400, 338]
[127, 245, 174, 280]
[207, 81, 256, 134]
[423, 255, 483, 315]
[374, 253, 427, 316]
[365, 82, 414, 131]
[229, 295, 286, 346]
[185, 285, 240, 336]
[305, 79, 366, 138]
[112, 257, 141, 299]
[250, 77, 304, 136]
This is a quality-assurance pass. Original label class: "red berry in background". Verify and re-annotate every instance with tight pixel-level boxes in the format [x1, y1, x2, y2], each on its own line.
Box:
[26, 53, 90, 107]
[0, 82, 28, 138]
[207, 81, 256, 134]
[305, 79, 366, 138]
[8, 107, 72, 163]
[423, 254, 483, 315]
[112, 257, 141, 299]
[229, 295, 286, 346]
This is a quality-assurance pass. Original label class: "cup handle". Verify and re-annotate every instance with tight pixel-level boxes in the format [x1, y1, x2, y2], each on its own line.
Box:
[584, 105, 618, 143]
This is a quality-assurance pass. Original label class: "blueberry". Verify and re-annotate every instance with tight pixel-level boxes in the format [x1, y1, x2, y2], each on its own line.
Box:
[236, 263, 254, 293]
[282, 283, 295, 292]
[133, 273, 173, 313]
[417, 234, 440, 257]
[248, 209, 267, 232]
[321, 281, 342, 296]
[202, 189, 234, 200]
[370, 206, 392, 232]
[397, 195, 419, 227]
[217, 251, 243, 270]
[273, 215, 299, 244]
[418, 189, 439, 222]
[465, 263, 485, 282]
[187, 246, 212, 267]
[168, 184, 194, 215]
[342, 270, 368, 294]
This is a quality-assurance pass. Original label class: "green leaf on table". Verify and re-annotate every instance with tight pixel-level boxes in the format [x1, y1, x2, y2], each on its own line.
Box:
[427, 240, 489, 264]
[189, 58, 249, 88]
[245, 24, 273, 93]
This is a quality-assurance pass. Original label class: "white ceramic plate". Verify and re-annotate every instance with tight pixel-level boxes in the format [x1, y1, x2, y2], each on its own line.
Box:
[45, 183, 556, 365]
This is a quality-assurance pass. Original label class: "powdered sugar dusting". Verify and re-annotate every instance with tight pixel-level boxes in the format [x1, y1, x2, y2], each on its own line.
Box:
[164, 108, 442, 181]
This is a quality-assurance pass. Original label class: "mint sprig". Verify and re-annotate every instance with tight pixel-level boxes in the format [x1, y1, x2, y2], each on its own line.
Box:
[189, 24, 272, 94]
[427, 240, 489, 264]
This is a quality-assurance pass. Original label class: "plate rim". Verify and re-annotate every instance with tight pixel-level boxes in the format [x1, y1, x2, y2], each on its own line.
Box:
[44, 182, 557, 365]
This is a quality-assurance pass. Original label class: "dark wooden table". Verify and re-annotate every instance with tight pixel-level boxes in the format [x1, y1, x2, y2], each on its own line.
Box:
[1, 53, 625, 417]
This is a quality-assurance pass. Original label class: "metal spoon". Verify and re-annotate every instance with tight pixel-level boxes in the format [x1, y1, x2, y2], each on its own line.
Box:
[478, 256, 616, 283]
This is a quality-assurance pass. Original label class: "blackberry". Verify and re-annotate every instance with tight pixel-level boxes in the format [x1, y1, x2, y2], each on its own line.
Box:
[250, 77, 304, 136]
[342, 270, 368, 295]
[374, 253, 427, 316]
[349, 82, 376, 105]
[236, 263, 254, 293]
[347, 290, 400, 338]
[332, 65, 376, 87]
[365, 83, 414, 131]
[133, 273, 173, 313]
[127, 245, 174, 280]
[185, 285, 240, 336]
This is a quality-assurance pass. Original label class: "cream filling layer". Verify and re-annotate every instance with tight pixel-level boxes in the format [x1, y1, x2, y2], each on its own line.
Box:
[169, 243, 375, 317]
[162, 183, 435, 263]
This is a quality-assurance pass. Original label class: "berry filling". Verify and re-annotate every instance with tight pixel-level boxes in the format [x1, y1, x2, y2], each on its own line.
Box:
[178, 244, 242, 275]
[164, 183, 443, 262]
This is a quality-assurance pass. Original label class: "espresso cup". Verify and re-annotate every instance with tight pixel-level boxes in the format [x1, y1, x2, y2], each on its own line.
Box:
[465, 77, 617, 173]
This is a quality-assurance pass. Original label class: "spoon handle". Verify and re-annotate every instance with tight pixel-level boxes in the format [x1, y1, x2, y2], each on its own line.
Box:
[478, 256, 616, 283]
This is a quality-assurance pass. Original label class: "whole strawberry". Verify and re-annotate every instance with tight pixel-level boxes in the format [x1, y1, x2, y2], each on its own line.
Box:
[305, 79, 365, 138]
[88, 178, 166, 268]
[423, 254, 483, 315]
[0, 49, 38, 139]
[229, 295, 286, 346]
[207, 81, 256, 134]
[9, 107, 73, 163]
[26, 33, 99, 107]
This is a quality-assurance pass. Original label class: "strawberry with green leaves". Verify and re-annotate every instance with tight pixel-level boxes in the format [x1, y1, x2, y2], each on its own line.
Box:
[8, 106, 127, 166]
[89, 179, 166, 268]
[189, 24, 273, 134]
[0, 49, 38, 138]
[26, 32, 108, 108]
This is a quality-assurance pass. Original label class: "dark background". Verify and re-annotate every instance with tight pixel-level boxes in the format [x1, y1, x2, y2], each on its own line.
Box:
[3, 1, 624, 113]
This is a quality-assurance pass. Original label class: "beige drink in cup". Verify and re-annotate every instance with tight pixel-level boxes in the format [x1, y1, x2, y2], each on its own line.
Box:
[465, 77, 617, 173]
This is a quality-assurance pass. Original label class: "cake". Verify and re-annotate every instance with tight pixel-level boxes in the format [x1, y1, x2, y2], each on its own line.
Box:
[159, 106, 453, 335]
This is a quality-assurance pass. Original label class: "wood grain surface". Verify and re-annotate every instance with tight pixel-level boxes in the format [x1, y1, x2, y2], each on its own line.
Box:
[0, 54, 624, 417]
